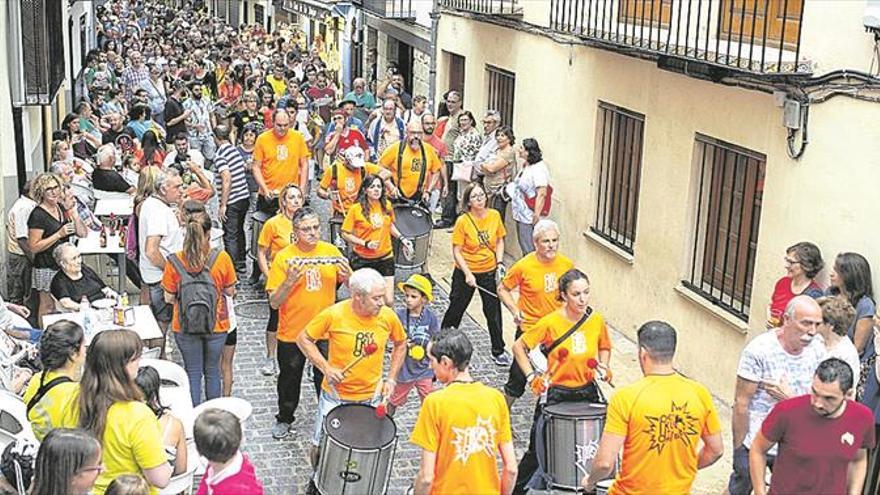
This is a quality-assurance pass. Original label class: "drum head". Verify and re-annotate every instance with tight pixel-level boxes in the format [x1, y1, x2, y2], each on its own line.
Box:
[325, 404, 397, 449]
[393, 206, 432, 237]
[544, 401, 607, 418]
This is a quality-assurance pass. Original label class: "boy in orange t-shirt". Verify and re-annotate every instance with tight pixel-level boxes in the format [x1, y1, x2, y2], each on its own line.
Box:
[411, 328, 517, 494]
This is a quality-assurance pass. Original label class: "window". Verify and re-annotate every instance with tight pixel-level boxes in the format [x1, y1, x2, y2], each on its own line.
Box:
[720, 0, 804, 47]
[447, 52, 466, 101]
[684, 135, 765, 321]
[591, 103, 644, 254]
[619, 0, 672, 27]
[485, 65, 515, 126]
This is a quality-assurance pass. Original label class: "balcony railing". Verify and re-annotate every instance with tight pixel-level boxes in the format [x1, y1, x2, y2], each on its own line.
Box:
[363, 0, 416, 19]
[441, 0, 522, 16]
[548, 0, 810, 75]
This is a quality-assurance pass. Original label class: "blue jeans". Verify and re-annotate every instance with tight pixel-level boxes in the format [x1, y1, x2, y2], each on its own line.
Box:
[174, 332, 226, 405]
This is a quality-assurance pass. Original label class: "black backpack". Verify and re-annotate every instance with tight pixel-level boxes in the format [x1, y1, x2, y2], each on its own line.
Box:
[168, 248, 221, 335]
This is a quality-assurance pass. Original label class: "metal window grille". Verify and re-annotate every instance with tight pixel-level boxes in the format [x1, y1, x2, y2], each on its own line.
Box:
[485, 65, 515, 126]
[683, 135, 765, 321]
[591, 103, 644, 254]
[17, 0, 66, 106]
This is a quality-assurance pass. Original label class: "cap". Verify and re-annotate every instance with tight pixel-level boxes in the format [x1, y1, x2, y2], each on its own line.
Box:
[398, 274, 433, 302]
[337, 96, 357, 108]
[342, 147, 365, 169]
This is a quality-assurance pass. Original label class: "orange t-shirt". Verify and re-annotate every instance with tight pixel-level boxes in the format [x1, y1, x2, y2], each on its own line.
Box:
[501, 252, 574, 332]
[161, 250, 237, 333]
[265, 241, 343, 343]
[520, 310, 612, 388]
[378, 141, 442, 199]
[410, 382, 513, 494]
[303, 301, 406, 401]
[257, 213, 294, 261]
[604, 374, 722, 495]
[451, 210, 506, 274]
[319, 162, 382, 215]
[253, 129, 311, 191]
[341, 200, 395, 260]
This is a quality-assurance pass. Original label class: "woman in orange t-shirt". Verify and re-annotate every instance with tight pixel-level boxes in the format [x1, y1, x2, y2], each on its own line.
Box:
[341, 174, 412, 305]
[510, 268, 614, 492]
[161, 210, 237, 405]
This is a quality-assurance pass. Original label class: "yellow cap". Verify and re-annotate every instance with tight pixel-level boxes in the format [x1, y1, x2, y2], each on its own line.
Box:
[397, 274, 433, 302]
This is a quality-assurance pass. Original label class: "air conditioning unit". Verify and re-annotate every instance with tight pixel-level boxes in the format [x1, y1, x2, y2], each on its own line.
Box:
[7, 0, 67, 106]
[865, 0, 880, 32]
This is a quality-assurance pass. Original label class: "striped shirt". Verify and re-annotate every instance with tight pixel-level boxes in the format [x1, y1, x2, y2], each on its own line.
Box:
[214, 143, 250, 205]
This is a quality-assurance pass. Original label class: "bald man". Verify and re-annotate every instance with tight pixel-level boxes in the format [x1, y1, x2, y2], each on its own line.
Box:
[378, 120, 442, 204]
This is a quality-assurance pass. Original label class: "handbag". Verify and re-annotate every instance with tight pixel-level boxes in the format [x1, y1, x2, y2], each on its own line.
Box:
[451, 161, 474, 182]
[524, 184, 553, 217]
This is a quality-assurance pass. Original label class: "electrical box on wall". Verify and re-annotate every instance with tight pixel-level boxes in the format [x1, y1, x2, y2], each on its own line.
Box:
[783, 100, 801, 130]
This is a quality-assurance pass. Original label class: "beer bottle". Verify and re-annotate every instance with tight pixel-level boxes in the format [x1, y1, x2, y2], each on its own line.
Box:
[99, 225, 108, 248]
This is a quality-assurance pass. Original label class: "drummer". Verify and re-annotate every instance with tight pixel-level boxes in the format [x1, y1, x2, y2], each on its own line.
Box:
[378, 120, 442, 205]
[340, 174, 413, 305]
[265, 207, 351, 440]
[510, 268, 613, 493]
[316, 147, 392, 219]
[582, 321, 723, 494]
[498, 219, 574, 409]
[296, 268, 407, 472]
[256, 184, 304, 376]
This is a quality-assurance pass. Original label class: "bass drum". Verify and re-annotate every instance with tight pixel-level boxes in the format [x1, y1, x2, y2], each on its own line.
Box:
[392, 204, 432, 271]
[543, 402, 614, 491]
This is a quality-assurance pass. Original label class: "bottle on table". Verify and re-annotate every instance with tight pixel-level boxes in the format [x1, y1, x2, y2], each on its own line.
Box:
[80, 296, 94, 340]
[99, 224, 108, 248]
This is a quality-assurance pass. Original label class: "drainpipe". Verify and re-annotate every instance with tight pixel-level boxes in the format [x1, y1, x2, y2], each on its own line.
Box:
[428, 0, 439, 110]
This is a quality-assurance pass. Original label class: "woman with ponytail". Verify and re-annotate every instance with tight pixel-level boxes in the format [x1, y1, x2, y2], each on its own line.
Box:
[161, 210, 237, 405]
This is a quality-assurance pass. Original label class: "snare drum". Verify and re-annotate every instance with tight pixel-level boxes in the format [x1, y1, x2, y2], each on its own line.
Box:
[543, 402, 613, 491]
[316, 404, 398, 495]
[392, 204, 432, 271]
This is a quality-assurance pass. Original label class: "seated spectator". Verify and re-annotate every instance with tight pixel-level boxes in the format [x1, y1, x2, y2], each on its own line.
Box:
[0, 438, 37, 495]
[30, 428, 103, 495]
[135, 366, 188, 476]
[101, 112, 137, 150]
[106, 474, 150, 495]
[136, 129, 166, 169]
[194, 409, 264, 494]
[62, 113, 101, 160]
[93, 144, 135, 194]
[50, 244, 115, 310]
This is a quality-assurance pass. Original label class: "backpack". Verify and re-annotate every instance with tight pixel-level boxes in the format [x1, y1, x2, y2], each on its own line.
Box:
[167, 249, 221, 335]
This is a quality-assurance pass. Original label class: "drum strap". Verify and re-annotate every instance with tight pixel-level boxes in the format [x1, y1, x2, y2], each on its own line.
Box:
[542, 308, 592, 356]
[396, 141, 427, 201]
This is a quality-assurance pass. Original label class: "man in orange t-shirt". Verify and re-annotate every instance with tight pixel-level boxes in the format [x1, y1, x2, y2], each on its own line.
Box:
[297, 267, 407, 470]
[411, 328, 517, 494]
[265, 207, 351, 440]
[378, 120, 442, 203]
[252, 109, 310, 214]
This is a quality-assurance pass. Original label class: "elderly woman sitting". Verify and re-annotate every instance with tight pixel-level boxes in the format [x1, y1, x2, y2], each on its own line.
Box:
[50, 243, 115, 310]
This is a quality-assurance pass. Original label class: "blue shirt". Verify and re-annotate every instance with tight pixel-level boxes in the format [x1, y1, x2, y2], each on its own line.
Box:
[396, 307, 440, 383]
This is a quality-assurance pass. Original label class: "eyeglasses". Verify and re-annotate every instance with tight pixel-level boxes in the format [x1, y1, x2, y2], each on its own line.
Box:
[784, 257, 801, 265]
[77, 465, 105, 475]
[297, 225, 320, 232]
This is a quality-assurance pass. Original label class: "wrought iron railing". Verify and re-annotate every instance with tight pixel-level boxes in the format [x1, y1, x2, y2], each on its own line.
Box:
[548, 0, 809, 75]
[363, 0, 416, 19]
[441, 0, 522, 16]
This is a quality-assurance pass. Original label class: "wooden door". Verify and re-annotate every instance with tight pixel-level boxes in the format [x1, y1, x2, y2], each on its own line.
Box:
[720, 0, 803, 47]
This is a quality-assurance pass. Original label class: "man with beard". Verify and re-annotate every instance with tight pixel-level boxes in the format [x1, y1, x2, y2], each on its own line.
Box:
[163, 80, 190, 144]
[379, 120, 442, 205]
[749, 358, 874, 495]
[183, 81, 217, 163]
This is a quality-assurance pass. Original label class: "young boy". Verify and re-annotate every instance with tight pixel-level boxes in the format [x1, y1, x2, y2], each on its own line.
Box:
[388, 274, 441, 416]
[194, 409, 264, 495]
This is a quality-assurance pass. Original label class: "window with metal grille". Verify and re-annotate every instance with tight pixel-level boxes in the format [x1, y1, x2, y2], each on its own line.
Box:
[684, 135, 765, 321]
[618, 0, 672, 26]
[485, 65, 515, 126]
[591, 103, 644, 254]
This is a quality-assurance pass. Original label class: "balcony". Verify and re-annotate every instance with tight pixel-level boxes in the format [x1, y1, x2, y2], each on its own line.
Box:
[363, 0, 417, 19]
[548, 0, 811, 76]
[440, 0, 522, 16]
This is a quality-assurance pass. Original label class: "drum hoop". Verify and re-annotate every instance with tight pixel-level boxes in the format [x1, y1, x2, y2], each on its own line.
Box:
[322, 404, 398, 449]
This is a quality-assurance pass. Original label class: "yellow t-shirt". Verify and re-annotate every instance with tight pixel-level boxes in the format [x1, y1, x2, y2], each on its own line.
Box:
[319, 162, 382, 215]
[521, 310, 612, 388]
[304, 301, 406, 401]
[265, 241, 344, 343]
[341, 200, 395, 260]
[501, 253, 574, 332]
[451, 210, 506, 274]
[253, 129, 311, 191]
[92, 401, 168, 495]
[604, 374, 722, 495]
[266, 75, 287, 98]
[258, 213, 294, 261]
[410, 382, 513, 494]
[378, 141, 441, 199]
[22, 370, 79, 441]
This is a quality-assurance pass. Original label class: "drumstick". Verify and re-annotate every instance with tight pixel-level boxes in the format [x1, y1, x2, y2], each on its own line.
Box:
[441, 277, 500, 300]
[341, 342, 379, 375]
[588, 358, 615, 388]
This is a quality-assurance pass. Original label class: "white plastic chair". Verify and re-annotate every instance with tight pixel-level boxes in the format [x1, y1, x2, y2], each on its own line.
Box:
[139, 359, 194, 437]
[158, 440, 201, 495]
[140, 358, 190, 391]
[191, 397, 253, 424]
[0, 390, 37, 453]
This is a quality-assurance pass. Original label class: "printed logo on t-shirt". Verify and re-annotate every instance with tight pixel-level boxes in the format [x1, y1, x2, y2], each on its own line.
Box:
[570, 332, 587, 355]
[410, 157, 423, 173]
[841, 432, 854, 446]
[353, 332, 376, 357]
[276, 144, 289, 161]
[304, 267, 322, 292]
[370, 213, 384, 229]
[476, 229, 490, 246]
[452, 416, 498, 463]
[644, 401, 700, 454]
[543, 273, 557, 293]
[345, 177, 356, 194]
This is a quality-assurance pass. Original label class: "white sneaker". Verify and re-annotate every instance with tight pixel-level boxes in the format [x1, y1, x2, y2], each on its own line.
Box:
[261, 357, 276, 376]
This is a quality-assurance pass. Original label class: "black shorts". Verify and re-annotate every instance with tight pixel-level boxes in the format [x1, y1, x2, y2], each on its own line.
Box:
[225, 328, 238, 346]
[350, 254, 395, 277]
[266, 307, 279, 333]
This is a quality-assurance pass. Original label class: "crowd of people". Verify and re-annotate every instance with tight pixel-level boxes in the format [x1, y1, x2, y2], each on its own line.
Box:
[0, 0, 878, 494]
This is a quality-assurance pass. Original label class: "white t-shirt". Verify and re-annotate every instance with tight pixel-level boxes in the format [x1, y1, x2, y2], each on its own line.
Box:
[826, 336, 861, 392]
[162, 149, 206, 169]
[138, 196, 181, 284]
[511, 161, 551, 224]
[6, 197, 36, 255]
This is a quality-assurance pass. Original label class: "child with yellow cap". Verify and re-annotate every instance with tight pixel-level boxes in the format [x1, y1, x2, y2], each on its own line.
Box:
[387, 274, 441, 416]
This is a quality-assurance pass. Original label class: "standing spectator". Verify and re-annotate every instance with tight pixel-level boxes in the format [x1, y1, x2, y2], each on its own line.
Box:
[421, 113, 449, 214]
[144, 63, 167, 128]
[217, 72, 243, 120]
[30, 429, 103, 495]
[470, 109, 502, 181]
[367, 100, 405, 161]
[323, 110, 368, 160]
[163, 80, 190, 145]
[6, 180, 36, 306]
[402, 95, 428, 125]
[231, 91, 261, 143]
[436, 90, 463, 228]
[451, 111, 482, 209]
[727, 296, 827, 495]
[510, 139, 551, 254]
[252, 109, 310, 214]
[137, 129, 166, 168]
[828, 252, 876, 397]
[213, 125, 250, 273]
[121, 50, 150, 101]
[818, 296, 860, 394]
[194, 409, 264, 494]
[265, 65, 287, 98]
[343, 77, 376, 124]
[767, 242, 825, 328]
[305, 72, 335, 124]
[183, 81, 217, 164]
[162, 210, 237, 405]
[480, 125, 517, 221]
[163, 132, 206, 168]
[237, 123, 263, 282]
[750, 358, 875, 495]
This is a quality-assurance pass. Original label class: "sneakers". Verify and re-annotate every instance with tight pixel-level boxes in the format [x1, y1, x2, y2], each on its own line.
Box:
[492, 351, 513, 367]
[260, 357, 276, 376]
[271, 422, 292, 440]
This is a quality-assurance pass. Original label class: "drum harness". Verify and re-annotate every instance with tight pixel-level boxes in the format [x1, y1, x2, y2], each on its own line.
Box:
[395, 141, 427, 203]
[537, 308, 607, 405]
